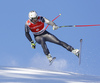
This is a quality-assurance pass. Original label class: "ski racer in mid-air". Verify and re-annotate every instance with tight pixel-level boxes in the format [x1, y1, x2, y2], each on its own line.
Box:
[25, 11, 80, 63]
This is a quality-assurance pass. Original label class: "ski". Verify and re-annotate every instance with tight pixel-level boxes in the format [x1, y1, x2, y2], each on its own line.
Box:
[79, 39, 83, 65]
[49, 57, 56, 66]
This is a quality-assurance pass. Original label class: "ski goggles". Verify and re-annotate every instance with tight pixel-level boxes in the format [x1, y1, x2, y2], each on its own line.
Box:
[30, 16, 38, 20]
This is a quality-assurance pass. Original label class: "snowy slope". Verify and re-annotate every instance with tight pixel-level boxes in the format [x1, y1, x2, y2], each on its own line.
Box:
[0, 67, 100, 83]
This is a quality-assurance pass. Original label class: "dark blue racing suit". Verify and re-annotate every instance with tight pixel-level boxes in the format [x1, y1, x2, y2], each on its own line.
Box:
[25, 16, 74, 55]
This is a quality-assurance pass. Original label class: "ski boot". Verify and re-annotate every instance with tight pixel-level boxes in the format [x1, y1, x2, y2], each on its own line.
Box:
[46, 54, 56, 65]
[72, 49, 80, 58]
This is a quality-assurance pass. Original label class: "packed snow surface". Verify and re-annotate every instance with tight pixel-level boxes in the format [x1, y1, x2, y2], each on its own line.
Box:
[0, 67, 100, 83]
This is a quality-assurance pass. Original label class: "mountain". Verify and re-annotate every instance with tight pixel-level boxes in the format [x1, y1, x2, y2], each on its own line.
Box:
[0, 67, 100, 83]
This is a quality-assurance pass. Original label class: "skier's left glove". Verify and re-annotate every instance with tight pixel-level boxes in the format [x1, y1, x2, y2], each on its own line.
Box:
[31, 41, 36, 49]
[53, 25, 59, 30]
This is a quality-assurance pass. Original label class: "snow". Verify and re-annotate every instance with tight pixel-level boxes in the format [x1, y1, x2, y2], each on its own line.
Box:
[0, 67, 100, 83]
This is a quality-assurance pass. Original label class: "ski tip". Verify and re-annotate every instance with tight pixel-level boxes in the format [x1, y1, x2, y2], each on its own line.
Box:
[80, 39, 83, 42]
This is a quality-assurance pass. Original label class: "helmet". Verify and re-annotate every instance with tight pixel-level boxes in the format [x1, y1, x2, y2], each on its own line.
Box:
[28, 11, 38, 19]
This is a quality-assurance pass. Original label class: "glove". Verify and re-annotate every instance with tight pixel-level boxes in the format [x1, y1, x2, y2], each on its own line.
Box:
[31, 41, 36, 49]
[53, 25, 59, 30]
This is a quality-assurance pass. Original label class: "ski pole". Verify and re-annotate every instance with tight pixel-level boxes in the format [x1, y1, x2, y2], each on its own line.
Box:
[45, 14, 61, 30]
[59, 24, 100, 28]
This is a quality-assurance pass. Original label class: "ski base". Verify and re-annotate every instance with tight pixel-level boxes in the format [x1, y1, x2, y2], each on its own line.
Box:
[79, 39, 83, 65]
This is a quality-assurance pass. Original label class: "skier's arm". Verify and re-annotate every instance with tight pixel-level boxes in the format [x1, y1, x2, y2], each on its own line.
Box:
[41, 17, 59, 30]
[25, 23, 33, 42]
[25, 23, 36, 49]
[43, 17, 56, 26]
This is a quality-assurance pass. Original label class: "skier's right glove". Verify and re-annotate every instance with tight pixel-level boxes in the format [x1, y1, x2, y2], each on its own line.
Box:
[53, 25, 59, 30]
[31, 41, 36, 49]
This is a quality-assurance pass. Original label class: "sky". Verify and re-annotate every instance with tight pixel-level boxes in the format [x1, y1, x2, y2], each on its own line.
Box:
[0, 0, 100, 76]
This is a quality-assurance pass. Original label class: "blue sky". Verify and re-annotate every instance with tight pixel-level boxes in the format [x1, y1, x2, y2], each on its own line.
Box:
[0, 0, 100, 76]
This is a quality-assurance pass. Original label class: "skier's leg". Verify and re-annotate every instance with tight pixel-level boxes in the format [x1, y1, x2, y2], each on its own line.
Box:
[35, 35, 53, 62]
[44, 32, 80, 56]
[35, 36, 49, 55]
[44, 32, 74, 52]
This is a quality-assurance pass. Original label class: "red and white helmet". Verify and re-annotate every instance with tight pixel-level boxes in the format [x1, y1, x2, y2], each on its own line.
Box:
[28, 11, 38, 19]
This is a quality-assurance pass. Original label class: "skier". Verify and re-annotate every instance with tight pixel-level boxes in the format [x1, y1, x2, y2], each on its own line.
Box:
[25, 11, 79, 63]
